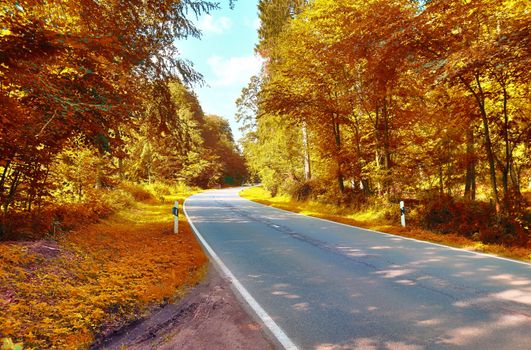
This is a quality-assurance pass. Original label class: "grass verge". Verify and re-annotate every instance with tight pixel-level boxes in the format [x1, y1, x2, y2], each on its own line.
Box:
[240, 186, 531, 263]
[0, 186, 207, 349]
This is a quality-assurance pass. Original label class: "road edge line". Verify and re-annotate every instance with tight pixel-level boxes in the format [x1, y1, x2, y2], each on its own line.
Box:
[183, 196, 299, 350]
[238, 190, 531, 267]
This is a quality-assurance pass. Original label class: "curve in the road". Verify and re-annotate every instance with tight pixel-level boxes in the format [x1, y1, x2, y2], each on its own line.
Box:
[184, 188, 531, 350]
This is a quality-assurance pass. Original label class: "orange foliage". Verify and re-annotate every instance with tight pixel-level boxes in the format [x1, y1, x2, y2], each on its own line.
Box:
[248, 0, 530, 240]
[0, 190, 207, 349]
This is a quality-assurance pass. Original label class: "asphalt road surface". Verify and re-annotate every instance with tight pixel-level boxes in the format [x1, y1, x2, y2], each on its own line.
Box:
[184, 188, 531, 350]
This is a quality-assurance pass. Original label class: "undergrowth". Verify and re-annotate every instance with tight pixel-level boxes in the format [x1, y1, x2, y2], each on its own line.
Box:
[0, 182, 207, 349]
[240, 186, 531, 262]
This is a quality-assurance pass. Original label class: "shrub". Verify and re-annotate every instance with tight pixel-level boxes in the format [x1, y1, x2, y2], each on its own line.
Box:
[0, 181, 195, 241]
[100, 187, 135, 210]
[143, 182, 194, 199]
[1, 211, 41, 241]
[287, 181, 312, 202]
[481, 215, 529, 246]
[117, 182, 155, 202]
[286, 179, 341, 204]
[2, 194, 115, 241]
[418, 195, 492, 236]
[286, 179, 376, 210]
[415, 194, 530, 246]
[145, 182, 172, 196]
[51, 201, 113, 232]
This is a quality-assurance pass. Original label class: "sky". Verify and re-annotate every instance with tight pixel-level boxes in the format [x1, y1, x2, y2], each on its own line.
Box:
[178, 1, 263, 142]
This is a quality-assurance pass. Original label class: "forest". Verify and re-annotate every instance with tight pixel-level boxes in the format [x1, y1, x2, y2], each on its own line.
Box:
[239, 0, 529, 246]
[0, 0, 246, 240]
[0, 0, 530, 348]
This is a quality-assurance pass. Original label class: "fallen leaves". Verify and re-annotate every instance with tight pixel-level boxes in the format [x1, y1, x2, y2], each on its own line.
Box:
[0, 188, 207, 349]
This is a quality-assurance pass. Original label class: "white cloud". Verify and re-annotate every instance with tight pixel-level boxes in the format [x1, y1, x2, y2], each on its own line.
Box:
[207, 54, 264, 87]
[244, 17, 261, 30]
[253, 18, 262, 30]
[197, 15, 232, 34]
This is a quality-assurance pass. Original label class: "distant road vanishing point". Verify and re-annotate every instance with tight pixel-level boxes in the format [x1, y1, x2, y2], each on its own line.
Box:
[184, 188, 531, 350]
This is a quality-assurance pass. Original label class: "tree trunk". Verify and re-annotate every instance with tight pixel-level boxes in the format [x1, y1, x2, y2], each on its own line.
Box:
[301, 120, 311, 181]
[464, 126, 476, 200]
[360, 179, 370, 196]
[95, 153, 105, 189]
[501, 83, 510, 210]
[439, 164, 444, 195]
[381, 98, 392, 197]
[0, 160, 10, 193]
[481, 109, 500, 212]
[118, 157, 124, 181]
[374, 105, 384, 196]
[332, 115, 344, 194]
[352, 114, 369, 196]
[3, 169, 21, 216]
[382, 98, 392, 171]
[460, 74, 500, 212]
[510, 162, 521, 194]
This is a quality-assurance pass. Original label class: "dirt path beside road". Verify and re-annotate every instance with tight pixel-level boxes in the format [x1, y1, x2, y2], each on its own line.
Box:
[93, 264, 275, 350]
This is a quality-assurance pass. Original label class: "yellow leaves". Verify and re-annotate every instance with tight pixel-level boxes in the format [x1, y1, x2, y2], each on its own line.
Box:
[59, 67, 78, 75]
[91, 308, 105, 321]
[0, 29, 12, 37]
[41, 317, 54, 325]
[0, 186, 206, 349]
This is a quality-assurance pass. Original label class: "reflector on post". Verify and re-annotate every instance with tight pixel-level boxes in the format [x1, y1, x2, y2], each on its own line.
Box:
[400, 200, 406, 227]
[172, 201, 179, 233]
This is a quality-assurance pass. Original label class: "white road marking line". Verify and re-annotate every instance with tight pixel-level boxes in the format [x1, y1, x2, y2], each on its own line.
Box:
[183, 198, 299, 350]
[238, 191, 531, 267]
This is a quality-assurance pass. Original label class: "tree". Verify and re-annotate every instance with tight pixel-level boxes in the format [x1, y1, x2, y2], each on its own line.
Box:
[0, 0, 244, 237]
[202, 115, 248, 186]
[411, 0, 530, 213]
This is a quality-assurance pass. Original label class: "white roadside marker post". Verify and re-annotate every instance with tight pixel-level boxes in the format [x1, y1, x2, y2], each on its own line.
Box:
[172, 201, 179, 234]
[400, 200, 406, 227]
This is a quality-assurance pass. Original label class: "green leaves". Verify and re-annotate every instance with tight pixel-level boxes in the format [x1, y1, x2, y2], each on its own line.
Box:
[1, 338, 23, 350]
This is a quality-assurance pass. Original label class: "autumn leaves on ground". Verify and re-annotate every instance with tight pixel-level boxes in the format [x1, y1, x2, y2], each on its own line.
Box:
[1, 184, 207, 349]
[1, 0, 530, 349]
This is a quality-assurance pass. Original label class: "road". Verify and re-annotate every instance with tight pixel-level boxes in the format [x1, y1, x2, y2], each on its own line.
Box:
[184, 188, 531, 350]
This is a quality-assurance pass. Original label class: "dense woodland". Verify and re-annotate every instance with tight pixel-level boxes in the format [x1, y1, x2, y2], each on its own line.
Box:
[0, 0, 246, 239]
[238, 0, 530, 245]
